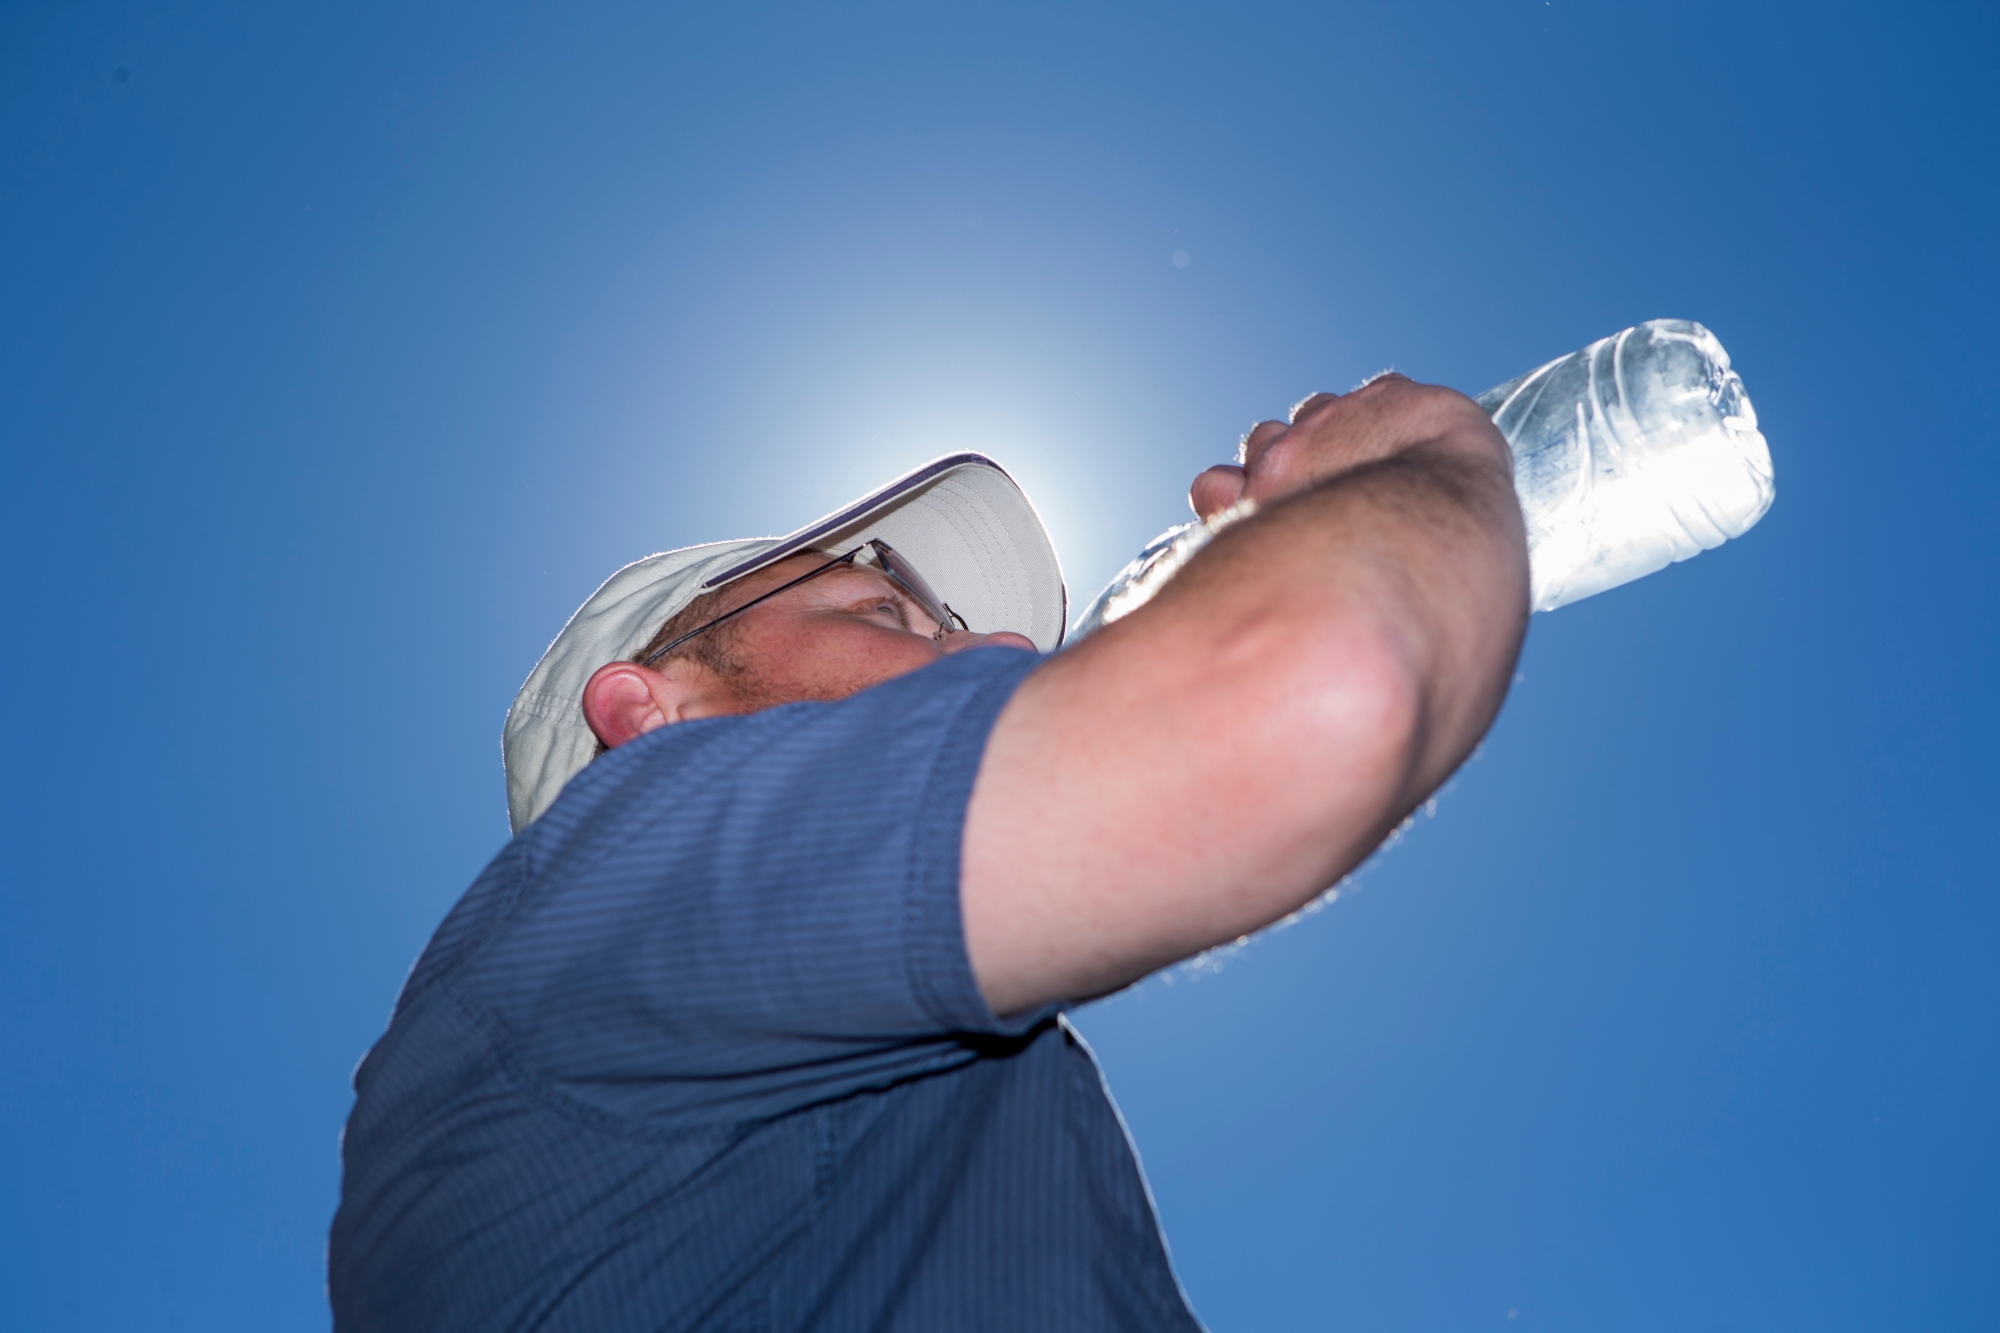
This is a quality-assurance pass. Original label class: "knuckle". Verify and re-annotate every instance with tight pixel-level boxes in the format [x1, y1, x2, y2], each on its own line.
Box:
[1289, 392, 1338, 423]
[1354, 370, 1411, 391]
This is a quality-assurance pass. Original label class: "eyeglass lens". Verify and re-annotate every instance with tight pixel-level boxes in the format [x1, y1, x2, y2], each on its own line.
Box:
[870, 541, 967, 633]
[639, 540, 965, 668]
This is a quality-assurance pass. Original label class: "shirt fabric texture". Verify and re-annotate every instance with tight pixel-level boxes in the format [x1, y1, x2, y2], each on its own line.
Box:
[330, 647, 1204, 1333]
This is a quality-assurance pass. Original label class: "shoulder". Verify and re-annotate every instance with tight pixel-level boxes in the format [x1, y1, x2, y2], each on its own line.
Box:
[528, 646, 1045, 865]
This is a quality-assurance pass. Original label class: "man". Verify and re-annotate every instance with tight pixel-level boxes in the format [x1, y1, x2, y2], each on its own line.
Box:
[330, 373, 1529, 1331]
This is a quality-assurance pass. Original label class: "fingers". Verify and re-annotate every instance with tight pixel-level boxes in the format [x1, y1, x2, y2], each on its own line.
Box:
[1218, 375, 1492, 513]
[1190, 464, 1248, 521]
[1288, 374, 1416, 420]
[1199, 412, 1304, 520]
[1239, 418, 1290, 467]
[1290, 392, 1339, 422]
[1288, 375, 1410, 426]
[1354, 370, 1412, 390]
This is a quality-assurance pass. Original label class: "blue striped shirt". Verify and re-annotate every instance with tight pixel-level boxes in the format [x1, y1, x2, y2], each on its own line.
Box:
[331, 647, 1203, 1332]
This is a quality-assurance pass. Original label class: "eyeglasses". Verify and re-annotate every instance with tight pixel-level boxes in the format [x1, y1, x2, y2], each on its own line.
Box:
[640, 539, 970, 668]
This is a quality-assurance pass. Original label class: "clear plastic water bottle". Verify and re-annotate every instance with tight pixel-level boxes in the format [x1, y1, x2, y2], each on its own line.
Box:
[1072, 318, 1775, 635]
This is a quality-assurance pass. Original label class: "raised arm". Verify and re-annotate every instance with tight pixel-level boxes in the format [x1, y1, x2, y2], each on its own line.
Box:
[960, 375, 1530, 1015]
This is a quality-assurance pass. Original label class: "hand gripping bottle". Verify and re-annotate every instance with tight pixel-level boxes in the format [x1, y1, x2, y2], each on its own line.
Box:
[1071, 318, 1775, 635]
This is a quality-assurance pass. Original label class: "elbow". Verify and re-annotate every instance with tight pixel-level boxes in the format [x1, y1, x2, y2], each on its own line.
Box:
[1321, 624, 1427, 786]
[1256, 611, 1430, 808]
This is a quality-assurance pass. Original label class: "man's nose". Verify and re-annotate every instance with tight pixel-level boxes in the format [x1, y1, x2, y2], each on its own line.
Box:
[938, 628, 1038, 655]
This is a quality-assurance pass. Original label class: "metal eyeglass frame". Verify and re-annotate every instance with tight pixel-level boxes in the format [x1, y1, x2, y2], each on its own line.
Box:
[639, 539, 969, 668]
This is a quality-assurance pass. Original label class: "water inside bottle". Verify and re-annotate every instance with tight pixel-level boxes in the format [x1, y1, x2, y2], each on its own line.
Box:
[1480, 319, 1774, 611]
[1072, 318, 1775, 635]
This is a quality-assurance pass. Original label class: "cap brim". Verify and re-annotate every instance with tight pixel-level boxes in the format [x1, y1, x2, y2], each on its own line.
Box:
[703, 453, 1067, 651]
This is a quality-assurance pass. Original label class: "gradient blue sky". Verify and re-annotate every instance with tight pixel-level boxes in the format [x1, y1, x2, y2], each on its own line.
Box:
[2, 2, 1995, 1329]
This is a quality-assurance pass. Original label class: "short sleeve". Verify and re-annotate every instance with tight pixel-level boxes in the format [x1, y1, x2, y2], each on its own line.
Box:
[446, 646, 1048, 1128]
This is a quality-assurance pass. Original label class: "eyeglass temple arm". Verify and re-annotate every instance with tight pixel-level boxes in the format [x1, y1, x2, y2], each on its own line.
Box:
[639, 549, 859, 667]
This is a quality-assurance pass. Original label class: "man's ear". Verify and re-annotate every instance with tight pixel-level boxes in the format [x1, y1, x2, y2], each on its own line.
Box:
[582, 661, 684, 749]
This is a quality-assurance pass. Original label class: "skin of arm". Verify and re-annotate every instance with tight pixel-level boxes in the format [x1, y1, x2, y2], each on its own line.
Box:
[960, 375, 1530, 1016]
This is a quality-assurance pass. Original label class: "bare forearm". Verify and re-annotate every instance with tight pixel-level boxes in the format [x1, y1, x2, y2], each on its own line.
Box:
[963, 379, 1529, 1014]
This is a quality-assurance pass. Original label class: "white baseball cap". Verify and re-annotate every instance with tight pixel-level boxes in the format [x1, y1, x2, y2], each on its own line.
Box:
[502, 453, 1066, 833]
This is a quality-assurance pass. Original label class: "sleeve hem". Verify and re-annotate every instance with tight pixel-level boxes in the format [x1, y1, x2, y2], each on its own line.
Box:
[903, 651, 1048, 1036]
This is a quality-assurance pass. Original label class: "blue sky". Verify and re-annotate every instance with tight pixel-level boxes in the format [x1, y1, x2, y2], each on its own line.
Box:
[1, 1, 1995, 1329]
